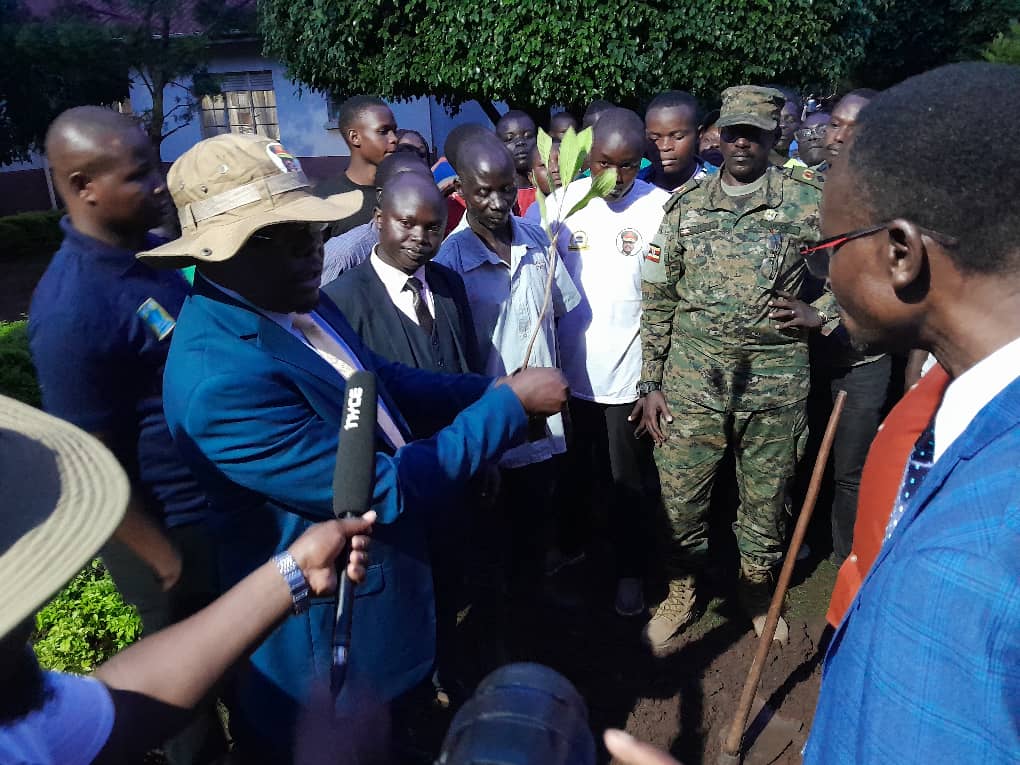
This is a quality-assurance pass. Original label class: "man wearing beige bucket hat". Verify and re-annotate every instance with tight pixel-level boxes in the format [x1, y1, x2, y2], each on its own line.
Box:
[0, 393, 375, 764]
[140, 132, 568, 759]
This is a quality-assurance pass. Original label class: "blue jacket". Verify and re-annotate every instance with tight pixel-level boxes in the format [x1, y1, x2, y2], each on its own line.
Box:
[162, 275, 528, 756]
[805, 376, 1020, 764]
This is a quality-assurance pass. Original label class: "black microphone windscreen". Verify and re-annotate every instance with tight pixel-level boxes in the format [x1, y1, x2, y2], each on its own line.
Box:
[332, 370, 378, 518]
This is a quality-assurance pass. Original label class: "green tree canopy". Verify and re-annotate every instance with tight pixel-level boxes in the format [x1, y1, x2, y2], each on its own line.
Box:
[983, 18, 1020, 65]
[851, 0, 1019, 89]
[259, 0, 876, 122]
[0, 0, 128, 165]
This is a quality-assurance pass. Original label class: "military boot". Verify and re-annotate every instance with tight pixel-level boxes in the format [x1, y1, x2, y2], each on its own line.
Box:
[641, 574, 697, 652]
[737, 563, 789, 645]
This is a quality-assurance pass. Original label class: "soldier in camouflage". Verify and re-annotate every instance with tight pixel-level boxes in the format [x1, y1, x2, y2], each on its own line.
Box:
[631, 85, 840, 650]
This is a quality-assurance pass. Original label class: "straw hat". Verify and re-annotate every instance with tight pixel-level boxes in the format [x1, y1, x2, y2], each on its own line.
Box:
[138, 134, 363, 267]
[0, 395, 129, 639]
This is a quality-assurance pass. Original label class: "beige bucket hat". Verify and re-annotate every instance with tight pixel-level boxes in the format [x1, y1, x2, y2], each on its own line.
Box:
[0, 395, 129, 639]
[138, 134, 363, 267]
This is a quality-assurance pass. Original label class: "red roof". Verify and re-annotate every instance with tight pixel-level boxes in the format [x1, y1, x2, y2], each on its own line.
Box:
[21, 0, 256, 37]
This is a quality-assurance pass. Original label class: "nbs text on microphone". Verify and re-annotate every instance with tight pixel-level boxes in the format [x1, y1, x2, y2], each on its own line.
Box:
[331, 370, 377, 693]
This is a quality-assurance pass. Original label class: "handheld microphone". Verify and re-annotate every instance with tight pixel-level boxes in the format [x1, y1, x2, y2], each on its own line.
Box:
[330, 370, 378, 693]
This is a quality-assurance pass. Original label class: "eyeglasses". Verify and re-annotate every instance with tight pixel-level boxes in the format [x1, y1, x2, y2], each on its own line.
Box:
[794, 125, 827, 142]
[799, 223, 889, 278]
[249, 222, 329, 243]
[800, 223, 959, 278]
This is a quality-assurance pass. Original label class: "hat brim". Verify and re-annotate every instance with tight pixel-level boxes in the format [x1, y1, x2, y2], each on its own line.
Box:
[0, 396, 129, 640]
[137, 189, 364, 268]
[716, 114, 778, 131]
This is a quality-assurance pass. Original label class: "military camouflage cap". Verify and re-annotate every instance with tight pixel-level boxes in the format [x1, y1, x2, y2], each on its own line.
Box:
[717, 86, 786, 131]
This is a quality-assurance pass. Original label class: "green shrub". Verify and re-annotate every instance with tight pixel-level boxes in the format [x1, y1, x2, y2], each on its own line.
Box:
[0, 321, 141, 671]
[33, 559, 142, 673]
[0, 320, 40, 407]
[0, 209, 64, 262]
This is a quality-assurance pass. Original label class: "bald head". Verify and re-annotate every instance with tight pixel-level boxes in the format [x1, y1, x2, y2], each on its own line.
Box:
[444, 124, 492, 175]
[46, 106, 145, 181]
[376, 172, 447, 275]
[44, 105, 166, 242]
[458, 133, 517, 232]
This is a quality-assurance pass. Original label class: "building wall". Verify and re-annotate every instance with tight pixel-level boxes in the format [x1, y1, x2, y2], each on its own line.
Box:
[0, 39, 503, 214]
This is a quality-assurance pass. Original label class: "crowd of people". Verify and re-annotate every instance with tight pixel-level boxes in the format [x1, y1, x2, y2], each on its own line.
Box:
[0, 60, 1017, 765]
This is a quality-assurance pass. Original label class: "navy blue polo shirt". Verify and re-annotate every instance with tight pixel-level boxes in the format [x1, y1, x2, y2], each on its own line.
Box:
[28, 218, 207, 528]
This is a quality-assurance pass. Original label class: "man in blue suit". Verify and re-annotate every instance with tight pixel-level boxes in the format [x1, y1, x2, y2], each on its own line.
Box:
[138, 133, 568, 762]
[801, 64, 1020, 763]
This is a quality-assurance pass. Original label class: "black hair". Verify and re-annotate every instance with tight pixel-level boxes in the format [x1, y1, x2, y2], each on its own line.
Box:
[443, 124, 493, 174]
[699, 108, 720, 131]
[550, 111, 577, 129]
[592, 108, 645, 148]
[375, 151, 430, 190]
[763, 84, 800, 104]
[849, 63, 1020, 274]
[582, 100, 615, 128]
[337, 96, 389, 136]
[397, 128, 427, 144]
[646, 90, 700, 120]
[495, 109, 536, 131]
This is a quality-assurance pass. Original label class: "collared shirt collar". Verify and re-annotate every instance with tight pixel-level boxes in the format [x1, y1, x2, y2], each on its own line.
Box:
[933, 335, 1020, 462]
[369, 246, 427, 296]
[60, 216, 163, 275]
[703, 165, 784, 213]
[455, 216, 544, 275]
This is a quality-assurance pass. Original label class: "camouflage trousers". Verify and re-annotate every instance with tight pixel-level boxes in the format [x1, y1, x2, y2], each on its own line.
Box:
[655, 397, 808, 575]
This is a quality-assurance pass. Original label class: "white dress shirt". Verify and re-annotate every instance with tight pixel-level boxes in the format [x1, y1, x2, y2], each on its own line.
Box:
[369, 248, 435, 325]
[933, 335, 1020, 462]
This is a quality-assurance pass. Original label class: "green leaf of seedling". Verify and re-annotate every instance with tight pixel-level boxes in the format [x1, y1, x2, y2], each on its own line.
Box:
[575, 125, 593, 157]
[536, 127, 552, 168]
[557, 126, 582, 189]
[565, 167, 617, 220]
[535, 183, 548, 228]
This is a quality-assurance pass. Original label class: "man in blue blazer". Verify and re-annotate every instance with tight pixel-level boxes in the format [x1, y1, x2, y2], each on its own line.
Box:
[139, 133, 568, 762]
[800, 64, 1020, 764]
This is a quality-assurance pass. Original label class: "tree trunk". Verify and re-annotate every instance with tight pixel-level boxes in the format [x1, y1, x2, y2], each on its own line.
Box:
[479, 99, 503, 126]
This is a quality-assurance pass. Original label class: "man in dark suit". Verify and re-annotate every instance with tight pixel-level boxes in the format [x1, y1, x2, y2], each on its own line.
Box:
[324, 172, 479, 378]
[323, 170, 480, 702]
[139, 133, 568, 763]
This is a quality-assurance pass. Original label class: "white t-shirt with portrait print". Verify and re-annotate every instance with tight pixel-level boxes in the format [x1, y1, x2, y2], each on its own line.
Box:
[553, 177, 669, 404]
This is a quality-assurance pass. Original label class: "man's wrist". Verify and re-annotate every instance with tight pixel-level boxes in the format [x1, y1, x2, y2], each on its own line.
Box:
[636, 381, 662, 397]
[272, 551, 310, 614]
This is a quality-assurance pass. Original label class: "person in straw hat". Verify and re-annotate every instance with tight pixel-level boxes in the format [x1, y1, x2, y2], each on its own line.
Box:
[138, 132, 569, 760]
[0, 393, 375, 764]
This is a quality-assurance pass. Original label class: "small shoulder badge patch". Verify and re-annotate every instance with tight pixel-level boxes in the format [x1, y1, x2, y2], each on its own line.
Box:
[646, 243, 662, 263]
[137, 297, 176, 340]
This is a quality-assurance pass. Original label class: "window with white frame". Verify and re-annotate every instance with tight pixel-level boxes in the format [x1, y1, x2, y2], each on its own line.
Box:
[200, 72, 280, 139]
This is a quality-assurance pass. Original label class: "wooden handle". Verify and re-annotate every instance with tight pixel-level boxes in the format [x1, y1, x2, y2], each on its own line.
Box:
[722, 390, 848, 757]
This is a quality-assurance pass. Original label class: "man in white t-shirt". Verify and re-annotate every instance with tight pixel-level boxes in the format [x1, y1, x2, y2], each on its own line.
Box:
[553, 109, 669, 617]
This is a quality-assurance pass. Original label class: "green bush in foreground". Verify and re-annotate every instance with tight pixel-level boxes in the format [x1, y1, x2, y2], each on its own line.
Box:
[0, 209, 64, 262]
[33, 559, 142, 672]
[0, 320, 41, 407]
[0, 319, 142, 671]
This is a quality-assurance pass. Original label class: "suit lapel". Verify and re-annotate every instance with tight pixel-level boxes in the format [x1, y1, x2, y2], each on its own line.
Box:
[363, 266, 418, 367]
[427, 264, 469, 372]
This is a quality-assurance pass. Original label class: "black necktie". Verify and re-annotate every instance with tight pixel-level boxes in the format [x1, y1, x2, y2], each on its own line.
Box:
[404, 276, 435, 336]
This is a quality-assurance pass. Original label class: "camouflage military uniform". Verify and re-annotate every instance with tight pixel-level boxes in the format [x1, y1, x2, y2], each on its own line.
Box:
[641, 160, 837, 575]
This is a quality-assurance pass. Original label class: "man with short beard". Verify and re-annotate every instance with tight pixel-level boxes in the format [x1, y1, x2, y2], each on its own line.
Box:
[635, 86, 839, 651]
